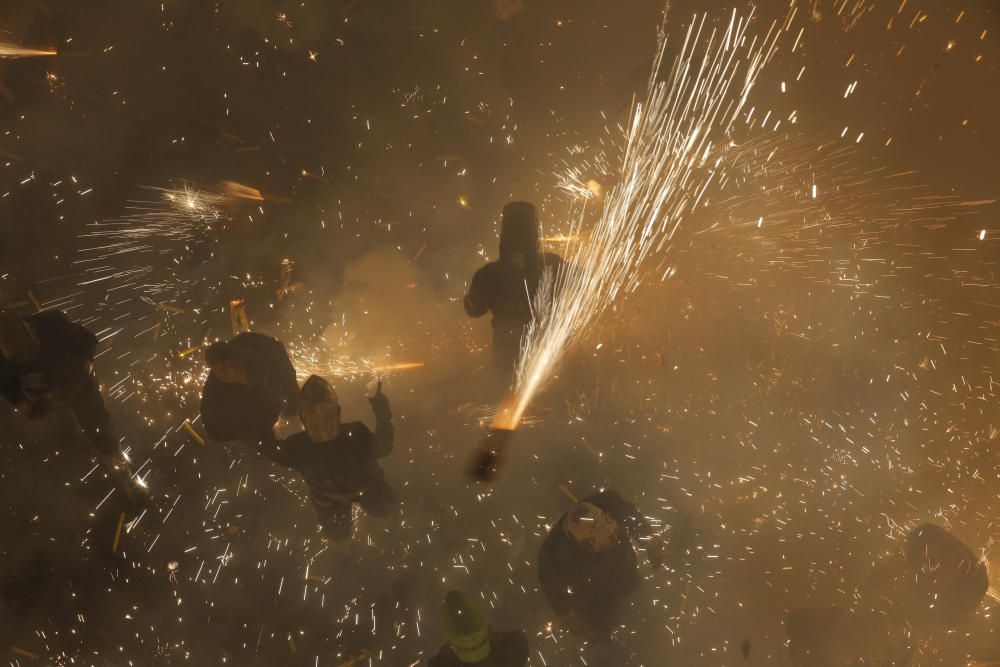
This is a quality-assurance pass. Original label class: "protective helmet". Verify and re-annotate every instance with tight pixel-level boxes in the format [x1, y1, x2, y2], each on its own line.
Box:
[205, 340, 254, 385]
[0, 311, 39, 361]
[563, 501, 620, 552]
[499, 201, 540, 258]
[299, 375, 340, 442]
[442, 591, 491, 663]
[901, 523, 988, 629]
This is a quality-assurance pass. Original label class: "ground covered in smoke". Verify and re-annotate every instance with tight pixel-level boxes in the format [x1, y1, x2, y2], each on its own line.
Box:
[1, 1, 999, 665]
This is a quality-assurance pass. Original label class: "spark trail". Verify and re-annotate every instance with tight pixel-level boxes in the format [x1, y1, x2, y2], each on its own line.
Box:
[0, 41, 56, 58]
[492, 7, 789, 431]
[78, 185, 228, 260]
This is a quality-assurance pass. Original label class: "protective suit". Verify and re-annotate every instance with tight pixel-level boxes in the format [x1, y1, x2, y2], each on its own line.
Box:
[464, 201, 562, 371]
[199, 331, 299, 443]
[428, 590, 529, 666]
[786, 524, 989, 667]
[0, 310, 142, 500]
[537, 490, 651, 633]
[260, 375, 395, 541]
[899, 523, 989, 630]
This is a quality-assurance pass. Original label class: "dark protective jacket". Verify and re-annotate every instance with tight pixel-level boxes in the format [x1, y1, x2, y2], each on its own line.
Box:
[0, 311, 118, 458]
[199, 332, 299, 442]
[464, 252, 562, 365]
[537, 490, 647, 620]
[260, 418, 394, 505]
[0, 311, 97, 406]
[901, 523, 989, 629]
[427, 630, 529, 667]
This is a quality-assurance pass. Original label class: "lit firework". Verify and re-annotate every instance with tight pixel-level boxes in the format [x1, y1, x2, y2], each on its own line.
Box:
[217, 180, 265, 202]
[0, 40, 56, 58]
[492, 7, 788, 432]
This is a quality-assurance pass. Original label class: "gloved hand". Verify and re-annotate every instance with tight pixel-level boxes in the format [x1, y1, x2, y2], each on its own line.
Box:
[368, 381, 391, 422]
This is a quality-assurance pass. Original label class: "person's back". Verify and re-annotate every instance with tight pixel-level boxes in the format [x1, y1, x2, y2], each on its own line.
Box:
[1, 310, 98, 408]
[200, 331, 299, 442]
[538, 491, 647, 632]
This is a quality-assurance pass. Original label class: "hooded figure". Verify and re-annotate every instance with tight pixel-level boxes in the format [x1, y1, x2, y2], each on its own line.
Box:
[0, 310, 144, 502]
[260, 375, 395, 541]
[428, 591, 529, 666]
[464, 202, 562, 371]
[199, 331, 300, 443]
[860, 523, 989, 636]
[900, 523, 989, 630]
[537, 490, 653, 634]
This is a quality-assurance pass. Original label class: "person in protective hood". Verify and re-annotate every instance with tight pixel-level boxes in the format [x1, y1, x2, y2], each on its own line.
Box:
[199, 331, 300, 443]
[0, 310, 146, 503]
[260, 375, 395, 541]
[861, 523, 989, 634]
[428, 590, 529, 666]
[537, 489, 664, 635]
[464, 201, 562, 371]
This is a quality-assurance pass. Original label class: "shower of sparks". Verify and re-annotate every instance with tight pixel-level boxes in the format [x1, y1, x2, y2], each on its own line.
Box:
[288, 340, 424, 381]
[493, 7, 787, 430]
[78, 185, 228, 259]
[1, 0, 997, 663]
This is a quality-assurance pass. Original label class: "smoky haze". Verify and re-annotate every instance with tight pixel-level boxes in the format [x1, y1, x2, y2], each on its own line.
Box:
[0, 0, 998, 665]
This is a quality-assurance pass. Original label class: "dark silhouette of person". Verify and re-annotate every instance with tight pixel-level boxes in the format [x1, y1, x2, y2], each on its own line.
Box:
[464, 201, 562, 372]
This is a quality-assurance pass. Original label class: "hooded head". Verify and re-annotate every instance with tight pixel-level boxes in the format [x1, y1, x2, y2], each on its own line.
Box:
[0, 311, 39, 362]
[563, 501, 620, 553]
[442, 591, 491, 663]
[205, 340, 254, 385]
[498, 201, 540, 269]
[299, 375, 341, 442]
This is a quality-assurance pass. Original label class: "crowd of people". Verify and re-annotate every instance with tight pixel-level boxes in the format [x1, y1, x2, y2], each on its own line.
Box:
[1, 201, 993, 666]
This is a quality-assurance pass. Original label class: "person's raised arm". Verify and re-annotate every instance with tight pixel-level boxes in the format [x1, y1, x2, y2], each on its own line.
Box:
[270, 339, 300, 417]
[463, 267, 492, 318]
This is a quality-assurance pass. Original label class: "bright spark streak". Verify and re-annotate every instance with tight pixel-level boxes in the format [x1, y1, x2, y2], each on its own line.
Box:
[288, 341, 423, 381]
[218, 180, 265, 202]
[493, 7, 785, 430]
[0, 41, 57, 58]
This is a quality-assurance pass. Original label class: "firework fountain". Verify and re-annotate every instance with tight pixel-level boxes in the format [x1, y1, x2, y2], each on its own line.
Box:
[486, 7, 790, 460]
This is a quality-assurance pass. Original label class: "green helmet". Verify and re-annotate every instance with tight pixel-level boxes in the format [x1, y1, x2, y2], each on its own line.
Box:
[442, 591, 491, 663]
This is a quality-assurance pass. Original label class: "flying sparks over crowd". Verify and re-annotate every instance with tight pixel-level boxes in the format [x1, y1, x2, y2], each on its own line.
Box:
[0, 1, 997, 665]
